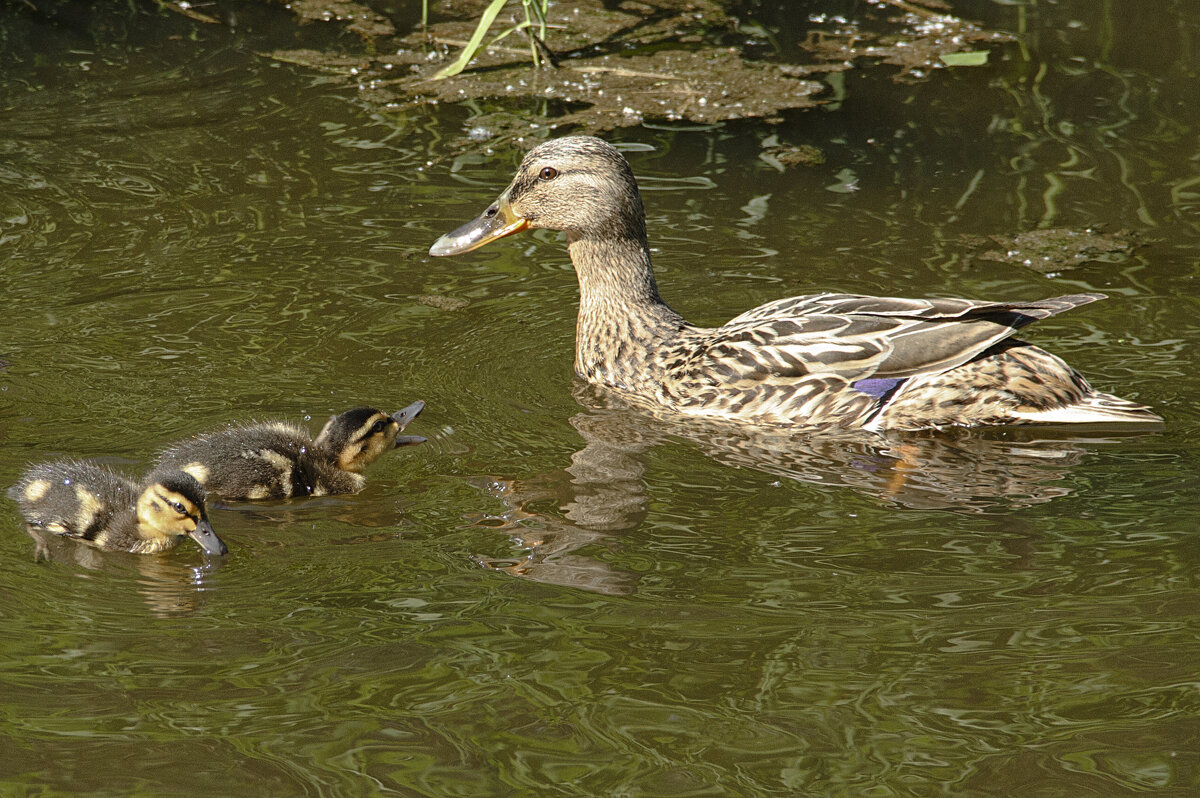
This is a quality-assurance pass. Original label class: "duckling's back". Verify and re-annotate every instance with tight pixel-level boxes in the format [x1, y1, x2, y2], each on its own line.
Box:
[9, 460, 132, 541]
[156, 421, 333, 500]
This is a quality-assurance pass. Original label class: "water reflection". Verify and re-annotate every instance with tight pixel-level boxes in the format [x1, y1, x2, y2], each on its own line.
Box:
[22, 526, 223, 617]
[472, 383, 1156, 593]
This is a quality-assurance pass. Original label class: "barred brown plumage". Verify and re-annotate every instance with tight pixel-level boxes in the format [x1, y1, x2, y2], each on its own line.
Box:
[431, 136, 1161, 432]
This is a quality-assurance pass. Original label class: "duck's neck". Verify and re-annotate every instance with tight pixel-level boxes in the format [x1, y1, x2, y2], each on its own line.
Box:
[567, 235, 688, 390]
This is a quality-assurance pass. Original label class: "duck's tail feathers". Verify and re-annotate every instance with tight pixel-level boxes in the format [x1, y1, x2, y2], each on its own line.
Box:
[1011, 391, 1163, 426]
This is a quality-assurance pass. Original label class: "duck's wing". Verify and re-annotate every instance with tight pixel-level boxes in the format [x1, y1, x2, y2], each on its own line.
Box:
[702, 292, 1105, 383]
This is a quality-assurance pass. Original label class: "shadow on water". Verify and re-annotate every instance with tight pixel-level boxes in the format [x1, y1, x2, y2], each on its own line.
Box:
[470, 383, 1158, 594]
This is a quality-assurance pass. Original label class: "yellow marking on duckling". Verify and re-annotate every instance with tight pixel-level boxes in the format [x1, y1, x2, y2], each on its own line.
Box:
[182, 462, 209, 484]
[136, 486, 179, 544]
[258, 449, 292, 468]
[23, 479, 50, 502]
[73, 485, 104, 532]
[264, 421, 302, 437]
[337, 440, 366, 472]
[246, 485, 270, 500]
[129, 536, 177, 554]
[257, 449, 293, 488]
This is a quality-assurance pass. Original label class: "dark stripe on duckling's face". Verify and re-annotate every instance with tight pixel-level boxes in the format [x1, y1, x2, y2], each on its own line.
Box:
[136, 474, 227, 556]
[319, 405, 425, 471]
[341, 411, 401, 472]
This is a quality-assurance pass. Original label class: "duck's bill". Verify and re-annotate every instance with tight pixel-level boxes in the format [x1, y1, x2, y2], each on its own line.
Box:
[393, 435, 427, 448]
[189, 519, 229, 556]
[391, 400, 425, 430]
[429, 200, 528, 256]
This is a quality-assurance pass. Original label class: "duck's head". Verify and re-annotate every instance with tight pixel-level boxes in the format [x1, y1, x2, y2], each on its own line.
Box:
[136, 471, 227, 556]
[429, 136, 646, 256]
[316, 402, 427, 473]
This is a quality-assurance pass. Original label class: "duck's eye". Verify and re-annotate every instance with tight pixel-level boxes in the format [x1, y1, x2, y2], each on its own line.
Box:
[370, 420, 388, 435]
[484, 205, 498, 218]
[170, 501, 187, 515]
[539, 166, 559, 181]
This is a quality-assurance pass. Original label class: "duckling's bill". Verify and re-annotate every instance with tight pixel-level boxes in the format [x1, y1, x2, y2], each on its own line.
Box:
[429, 196, 527, 256]
[391, 400, 427, 448]
[189, 518, 228, 556]
[392, 400, 425, 429]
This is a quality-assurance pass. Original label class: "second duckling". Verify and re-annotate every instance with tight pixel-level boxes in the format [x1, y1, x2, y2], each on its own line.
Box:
[154, 402, 426, 501]
[9, 460, 227, 555]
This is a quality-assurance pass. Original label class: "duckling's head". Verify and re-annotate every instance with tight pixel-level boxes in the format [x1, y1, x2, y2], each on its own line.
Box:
[316, 402, 426, 473]
[429, 136, 646, 256]
[135, 471, 227, 556]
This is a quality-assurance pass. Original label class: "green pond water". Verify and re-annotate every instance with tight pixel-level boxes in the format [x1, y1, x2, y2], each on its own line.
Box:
[1, 1, 1198, 795]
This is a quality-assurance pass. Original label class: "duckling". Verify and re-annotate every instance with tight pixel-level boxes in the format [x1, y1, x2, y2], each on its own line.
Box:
[430, 136, 1161, 431]
[154, 402, 426, 500]
[8, 461, 227, 555]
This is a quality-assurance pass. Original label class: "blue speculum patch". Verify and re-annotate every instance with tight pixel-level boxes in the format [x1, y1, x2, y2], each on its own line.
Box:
[851, 377, 905, 400]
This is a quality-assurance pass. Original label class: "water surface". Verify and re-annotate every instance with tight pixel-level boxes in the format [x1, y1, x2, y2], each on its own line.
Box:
[1, 2, 1198, 795]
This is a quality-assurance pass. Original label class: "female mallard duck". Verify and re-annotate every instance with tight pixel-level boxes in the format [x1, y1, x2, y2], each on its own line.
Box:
[430, 136, 1160, 431]
[9, 461, 227, 555]
[154, 402, 426, 500]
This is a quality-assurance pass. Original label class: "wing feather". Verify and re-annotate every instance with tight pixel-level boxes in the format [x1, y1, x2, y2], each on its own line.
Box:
[692, 292, 1106, 384]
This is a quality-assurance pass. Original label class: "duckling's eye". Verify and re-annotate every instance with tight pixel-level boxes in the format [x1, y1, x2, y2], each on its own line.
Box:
[170, 501, 187, 515]
[539, 166, 559, 181]
[370, 420, 388, 435]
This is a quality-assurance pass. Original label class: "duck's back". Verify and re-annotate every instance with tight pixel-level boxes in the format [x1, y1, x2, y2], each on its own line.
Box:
[156, 422, 359, 500]
[9, 460, 134, 543]
[662, 292, 1160, 430]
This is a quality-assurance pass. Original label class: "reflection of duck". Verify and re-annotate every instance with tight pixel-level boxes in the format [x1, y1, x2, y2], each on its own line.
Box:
[467, 408, 651, 596]
[431, 136, 1160, 432]
[9, 461, 226, 555]
[470, 388, 1156, 593]
[154, 403, 425, 500]
[22, 528, 224, 617]
[573, 383, 1136, 513]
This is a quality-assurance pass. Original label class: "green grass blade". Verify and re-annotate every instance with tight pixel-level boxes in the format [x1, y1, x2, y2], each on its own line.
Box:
[432, 0, 511, 79]
[940, 50, 989, 67]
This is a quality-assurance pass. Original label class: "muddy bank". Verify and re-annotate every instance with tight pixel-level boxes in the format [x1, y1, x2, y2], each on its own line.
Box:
[259, 0, 1014, 151]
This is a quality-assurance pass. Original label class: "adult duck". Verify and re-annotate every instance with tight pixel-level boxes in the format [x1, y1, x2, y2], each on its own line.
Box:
[430, 136, 1159, 432]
